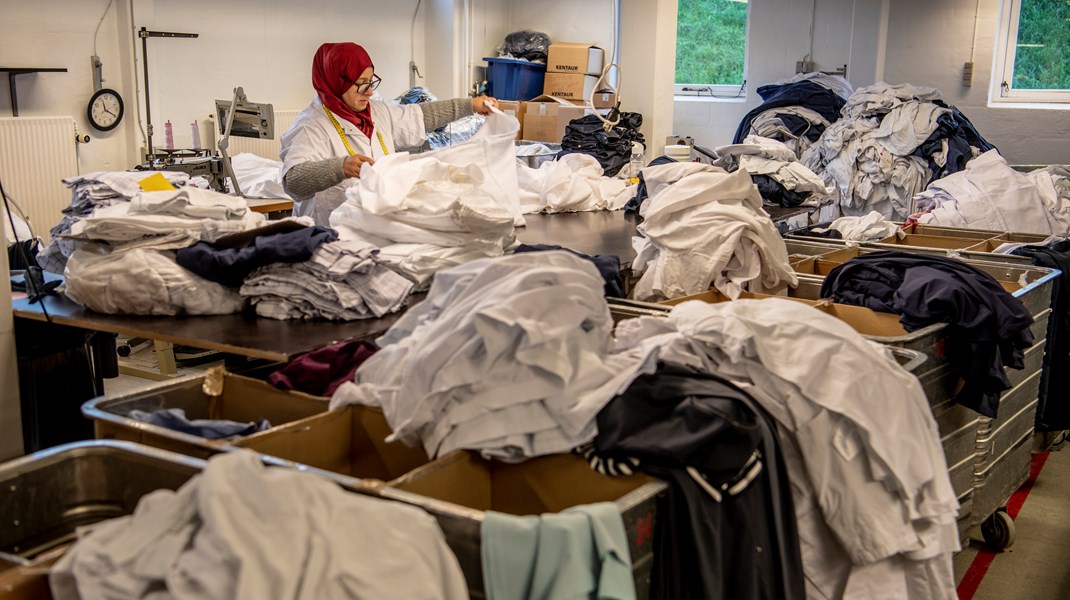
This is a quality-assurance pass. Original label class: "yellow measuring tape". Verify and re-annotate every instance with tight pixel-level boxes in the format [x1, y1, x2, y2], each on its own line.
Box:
[323, 106, 389, 156]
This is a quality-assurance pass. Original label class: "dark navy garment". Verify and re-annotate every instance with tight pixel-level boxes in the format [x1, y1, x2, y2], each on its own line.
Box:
[1012, 240, 1070, 431]
[514, 243, 625, 298]
[751, 174, 809, 208]
[175, 226, 338, 288]
[128, 408, 270, 439]
[623, 155, 677, 214]
[269, 339, 378, 396]
[912, 104, 997, 185]
[593, 365, 805, 600]
[733, 81, 847, 144]
[820, 251, 1034, 418]
[557, 112, 645, 177]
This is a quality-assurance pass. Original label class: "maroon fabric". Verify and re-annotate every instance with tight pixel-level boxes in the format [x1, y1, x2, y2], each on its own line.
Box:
[312, 42, 375, 138]
[268, 340, 378, 396]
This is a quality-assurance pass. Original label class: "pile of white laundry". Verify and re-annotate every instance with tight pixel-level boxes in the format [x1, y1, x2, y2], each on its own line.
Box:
[37, 171, 194, 273]
[630, 162, 797, 301]
[613, 298, 960, 600]
[50, 451, 468, 600]
[802, 83, 961, 220]
[914, 150, 1070, 235]
[330, 110, 523, 286]
[812, 210, 900, 241]
[63, 187, 266, 315]
[714, 135, 833, 207]
[330, 251, 658, 461]
[241, 239, 414, 320]
[516, 152, 632, 214]
[230, 152, 289, 199]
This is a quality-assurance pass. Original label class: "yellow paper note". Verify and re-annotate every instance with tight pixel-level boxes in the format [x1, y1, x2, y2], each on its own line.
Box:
[138, 172, 177, 191]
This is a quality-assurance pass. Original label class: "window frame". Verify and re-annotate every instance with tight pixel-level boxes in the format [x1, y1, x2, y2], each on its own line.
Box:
[673, 0, 751, 101]
[992, 0, 1070, 104]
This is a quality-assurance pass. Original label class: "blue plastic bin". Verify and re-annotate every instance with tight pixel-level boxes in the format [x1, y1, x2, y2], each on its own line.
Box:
[484, 57, 546, 101]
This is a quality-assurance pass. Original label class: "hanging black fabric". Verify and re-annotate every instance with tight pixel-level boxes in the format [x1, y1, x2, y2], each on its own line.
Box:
[820, 251, 1034, 418]
[558, 112, 645, 177]
[1012, 240, 1070, 432]
[592, 364, 805, 600]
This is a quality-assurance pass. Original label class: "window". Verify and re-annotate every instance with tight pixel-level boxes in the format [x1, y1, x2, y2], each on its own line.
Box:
[675, 0, 749, 98]
[993, 0, 1070, 103]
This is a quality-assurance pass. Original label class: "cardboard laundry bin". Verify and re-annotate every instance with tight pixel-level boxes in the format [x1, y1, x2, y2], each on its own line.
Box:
[383, 450, 667, 600]
[0, 441, 205, 600]
[82, 370, 328, 459]
[233, 404, 431, 486]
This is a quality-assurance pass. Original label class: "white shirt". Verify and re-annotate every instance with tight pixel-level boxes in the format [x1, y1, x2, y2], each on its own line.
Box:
[280, 96, 426, 226]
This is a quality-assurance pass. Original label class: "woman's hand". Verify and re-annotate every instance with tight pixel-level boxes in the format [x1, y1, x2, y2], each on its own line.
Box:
[343, 154, 375, 178]
[472, 96, 498, 115]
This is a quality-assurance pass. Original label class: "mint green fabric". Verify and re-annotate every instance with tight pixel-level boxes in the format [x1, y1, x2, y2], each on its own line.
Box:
[480, 502, 635, 600]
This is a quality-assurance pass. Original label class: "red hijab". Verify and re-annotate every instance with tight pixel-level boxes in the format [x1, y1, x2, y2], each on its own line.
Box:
[312, 42, 375, 139]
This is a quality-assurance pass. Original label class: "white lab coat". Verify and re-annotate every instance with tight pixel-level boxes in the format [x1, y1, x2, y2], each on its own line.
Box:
[280, 96, 426, 226]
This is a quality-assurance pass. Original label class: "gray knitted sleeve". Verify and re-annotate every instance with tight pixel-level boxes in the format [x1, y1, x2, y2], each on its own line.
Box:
[282, 157, 346, 200]
[421, 98, 475, 131]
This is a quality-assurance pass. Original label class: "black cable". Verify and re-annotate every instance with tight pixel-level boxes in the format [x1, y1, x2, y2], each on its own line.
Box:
[1, 174, 53, 323]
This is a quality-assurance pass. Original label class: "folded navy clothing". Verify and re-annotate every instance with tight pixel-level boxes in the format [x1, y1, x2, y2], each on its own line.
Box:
[820, 251, 1034, 418]
[175, 226, 339, 288]
[128, 408, 271, 439]
[514, 243, 625, 298]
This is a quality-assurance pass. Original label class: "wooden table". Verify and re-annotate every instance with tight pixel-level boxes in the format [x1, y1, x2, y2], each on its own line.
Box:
[12, 292, 408, 363]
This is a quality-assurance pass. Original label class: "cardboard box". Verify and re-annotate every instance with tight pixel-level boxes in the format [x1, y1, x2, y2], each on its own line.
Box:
[592, 90, 618, 109]
[237, 404, 431, 484]
[496, 100, 527, 139]
[546, 42, 605, 75]
[85, 371, 329, 459]
[522, 94, 587, 143]
[542, 72, 600, 103]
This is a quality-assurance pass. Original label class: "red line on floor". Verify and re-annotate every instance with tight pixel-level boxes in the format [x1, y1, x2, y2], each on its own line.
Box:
[957, 451, 1051, 600]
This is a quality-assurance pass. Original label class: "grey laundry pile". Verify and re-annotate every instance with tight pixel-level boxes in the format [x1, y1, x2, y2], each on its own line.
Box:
[240, 239, 414, 320]
[801, 82, 994, 221]
[37, 171, 193, 273]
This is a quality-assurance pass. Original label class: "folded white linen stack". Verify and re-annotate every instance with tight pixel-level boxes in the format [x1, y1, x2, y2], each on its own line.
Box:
[629, 162, 797, 301]
[240, 239, 414, 320]
[49, 451, 468, 600]
[330, 251, 659, 461]
[329, 110, 525, 286]
[63, 187, 266, 315]
[38, 171, 192, 273]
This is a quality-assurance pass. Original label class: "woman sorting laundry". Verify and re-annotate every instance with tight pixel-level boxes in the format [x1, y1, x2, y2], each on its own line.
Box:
[280, 42, 498, 225]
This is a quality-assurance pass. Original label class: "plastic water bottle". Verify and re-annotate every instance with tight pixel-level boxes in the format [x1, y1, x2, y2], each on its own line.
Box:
[190, 121, 201, 149]
[163, 120, 174, 150]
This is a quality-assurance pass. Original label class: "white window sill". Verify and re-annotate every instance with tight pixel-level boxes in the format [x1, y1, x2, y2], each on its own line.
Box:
[674, 95, 748, 104]
[987, 99, 1070, 110]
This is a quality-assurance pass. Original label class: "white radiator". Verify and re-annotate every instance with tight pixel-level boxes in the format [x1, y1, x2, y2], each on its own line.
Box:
[0, 116, 78, 243]
[227, 110, 300, 160]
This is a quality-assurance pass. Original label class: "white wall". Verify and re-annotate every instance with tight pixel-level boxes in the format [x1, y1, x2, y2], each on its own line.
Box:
[0, 0, 431, 171]
[883, 0, 1069, 165]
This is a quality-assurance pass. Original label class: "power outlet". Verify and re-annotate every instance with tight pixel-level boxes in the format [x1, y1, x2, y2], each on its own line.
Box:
[963, 62, 974, 87]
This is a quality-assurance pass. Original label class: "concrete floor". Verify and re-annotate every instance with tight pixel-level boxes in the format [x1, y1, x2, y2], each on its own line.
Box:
[954, 444, 1070, 599]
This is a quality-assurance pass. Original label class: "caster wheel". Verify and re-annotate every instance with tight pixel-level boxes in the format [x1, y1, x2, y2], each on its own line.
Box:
[981, 510, 1016, 550]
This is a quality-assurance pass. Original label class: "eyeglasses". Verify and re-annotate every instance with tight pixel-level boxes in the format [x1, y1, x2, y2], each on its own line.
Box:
[341, 73, 381, 95]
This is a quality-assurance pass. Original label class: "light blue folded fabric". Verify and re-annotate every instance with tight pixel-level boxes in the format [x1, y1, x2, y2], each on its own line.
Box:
[481, 502, 635, 600]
